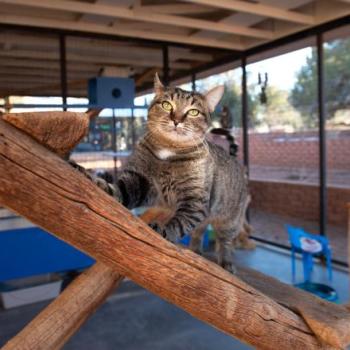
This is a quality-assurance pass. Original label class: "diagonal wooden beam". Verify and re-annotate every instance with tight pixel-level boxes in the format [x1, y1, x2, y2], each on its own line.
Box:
[2, 264, 123, 350]
[0, 0, 273, 40]
[184, 0, 315, 25]
[1, 114, 350, 349]
[0, 15, 242, 50]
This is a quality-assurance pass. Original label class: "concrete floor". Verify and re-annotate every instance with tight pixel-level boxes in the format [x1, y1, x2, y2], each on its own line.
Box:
[0, 245, 348, 350]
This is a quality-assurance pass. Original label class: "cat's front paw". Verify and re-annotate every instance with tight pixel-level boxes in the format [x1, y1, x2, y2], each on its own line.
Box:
[149, 222, 166, 237]
[149, 222, 177, 243]
[219, 259, 237, 274]
[68, 159, 93, 180]
[68, 160, 122, 202]
[162, 225, 178, 243]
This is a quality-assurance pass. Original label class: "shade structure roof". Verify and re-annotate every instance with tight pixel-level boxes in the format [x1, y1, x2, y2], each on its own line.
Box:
[0, 0, 349, 97]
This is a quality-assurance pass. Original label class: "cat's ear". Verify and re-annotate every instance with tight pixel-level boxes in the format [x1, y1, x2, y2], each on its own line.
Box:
[154, 73, 164, 96]
[205, 85, 225, 112]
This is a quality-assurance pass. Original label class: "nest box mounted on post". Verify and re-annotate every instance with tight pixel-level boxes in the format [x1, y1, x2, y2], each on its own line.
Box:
[88, 77, 135, 108]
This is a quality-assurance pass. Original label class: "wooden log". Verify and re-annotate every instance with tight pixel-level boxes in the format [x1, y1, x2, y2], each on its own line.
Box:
[237, 267, 350, 348]
[2, 112, 88, 157]
[2, 264, 122, 350]
[1, 111, 125, 350]
[0, 118, 344, 350]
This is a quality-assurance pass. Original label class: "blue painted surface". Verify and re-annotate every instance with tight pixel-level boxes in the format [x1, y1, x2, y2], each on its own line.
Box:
[88, 77, 135, 108]
[0, 227, 94, 282]
[179, 230, 210, 250]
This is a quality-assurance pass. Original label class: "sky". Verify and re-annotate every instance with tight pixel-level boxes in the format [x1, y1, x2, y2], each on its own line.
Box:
[247, 47, 312, 91]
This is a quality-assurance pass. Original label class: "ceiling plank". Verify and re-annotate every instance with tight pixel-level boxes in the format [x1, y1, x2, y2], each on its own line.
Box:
[0, 48, 192, 69]
[133, 3, 216, 15]
[0, 14, 243, 50]
[183, 0, 315, 25]
[0, 57, 101, 72]
[0, 0, 273, 39]
[0, 33, 213, 63]
[135, 67, 158, 86]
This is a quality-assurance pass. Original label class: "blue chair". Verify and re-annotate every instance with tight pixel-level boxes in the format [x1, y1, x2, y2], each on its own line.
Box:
[286, 225, 332, 284]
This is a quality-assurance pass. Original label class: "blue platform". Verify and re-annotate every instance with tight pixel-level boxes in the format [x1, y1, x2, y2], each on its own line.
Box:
[0, 227, 94, 282]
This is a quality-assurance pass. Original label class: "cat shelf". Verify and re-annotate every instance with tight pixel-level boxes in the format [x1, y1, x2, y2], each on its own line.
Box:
[0, 111, 350, 350]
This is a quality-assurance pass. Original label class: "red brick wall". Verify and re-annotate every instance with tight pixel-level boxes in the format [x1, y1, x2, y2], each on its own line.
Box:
[236, 130, 350, 170]
[250, 180, 350, 226]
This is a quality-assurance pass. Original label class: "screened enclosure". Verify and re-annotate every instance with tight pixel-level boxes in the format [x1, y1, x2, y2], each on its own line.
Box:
[0, 2, 349, 266]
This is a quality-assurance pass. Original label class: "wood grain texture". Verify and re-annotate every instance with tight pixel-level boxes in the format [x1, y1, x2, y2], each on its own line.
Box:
[237, 267, 350, 348]
[2, 264, 123, 350]
[0, 112, 123, 350]
[2, 112, 88, 157]
[0, 118, 343, 350]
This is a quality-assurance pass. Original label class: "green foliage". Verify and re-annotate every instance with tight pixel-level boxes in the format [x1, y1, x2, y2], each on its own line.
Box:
[256, 87, 303, 130]
[290, 39, 350, 126]
[212, 80, 260, 128]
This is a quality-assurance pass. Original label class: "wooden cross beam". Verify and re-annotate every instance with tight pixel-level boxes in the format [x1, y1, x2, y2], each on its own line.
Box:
[0, 112, 350, 350]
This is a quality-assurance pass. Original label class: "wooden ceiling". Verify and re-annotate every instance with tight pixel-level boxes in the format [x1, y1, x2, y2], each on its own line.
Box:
[0, 0, 349, 98]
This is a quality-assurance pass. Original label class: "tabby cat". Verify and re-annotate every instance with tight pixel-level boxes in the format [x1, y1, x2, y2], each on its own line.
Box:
[77, 74, 248, 273]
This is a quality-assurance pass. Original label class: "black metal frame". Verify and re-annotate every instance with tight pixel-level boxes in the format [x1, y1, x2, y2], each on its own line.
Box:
[1, 14, 349, 266]
[59, 34, 68, 111]
[317, 33, 327, 237]
[162, 45, 169, 86]
[241, 56, 249, 171]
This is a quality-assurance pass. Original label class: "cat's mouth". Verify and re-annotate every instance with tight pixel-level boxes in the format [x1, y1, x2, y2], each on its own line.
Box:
[163, 125, 191, 139]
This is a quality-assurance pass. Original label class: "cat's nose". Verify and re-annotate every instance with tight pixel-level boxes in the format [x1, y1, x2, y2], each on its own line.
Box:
[173, 120, 179, 127]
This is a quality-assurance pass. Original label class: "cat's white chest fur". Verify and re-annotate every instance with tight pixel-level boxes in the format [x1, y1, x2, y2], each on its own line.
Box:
[156, 148, 176, 160]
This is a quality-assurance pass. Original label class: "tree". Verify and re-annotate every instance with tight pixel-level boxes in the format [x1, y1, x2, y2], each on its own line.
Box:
[211, 80, 260, 128]
[256, 86, 303, 131]
[290, 38, 350, 127]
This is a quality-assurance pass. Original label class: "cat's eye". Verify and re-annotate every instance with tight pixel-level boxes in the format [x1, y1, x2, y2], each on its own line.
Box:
[187, 109, 200, 117]
[162, 101, 172, 111]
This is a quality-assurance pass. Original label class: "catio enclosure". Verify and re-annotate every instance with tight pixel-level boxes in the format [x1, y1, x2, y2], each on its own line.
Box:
[0, 0, 349, 265]
[0, 1, 350, 350]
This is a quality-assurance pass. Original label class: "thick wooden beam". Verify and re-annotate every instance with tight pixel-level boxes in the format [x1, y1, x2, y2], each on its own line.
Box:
[2, 264, 123, 350]
[0, 0, 273, 39]
[237, 267, 350, 349]
[184, 0, 315, 25]
[0, 15, 242, 50]
[0, 116, 346, 350]
[2, 112, 88, 157]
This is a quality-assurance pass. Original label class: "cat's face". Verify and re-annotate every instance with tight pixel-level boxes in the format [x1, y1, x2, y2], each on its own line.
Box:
[147, 74, 224, 146]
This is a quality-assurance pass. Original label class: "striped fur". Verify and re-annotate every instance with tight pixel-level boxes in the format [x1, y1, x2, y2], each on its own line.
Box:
[77, 76, 248, 273]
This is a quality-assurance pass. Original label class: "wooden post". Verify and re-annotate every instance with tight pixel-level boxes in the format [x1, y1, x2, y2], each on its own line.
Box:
[1, 117, 349, 350]
[2, 264, 122, 350]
